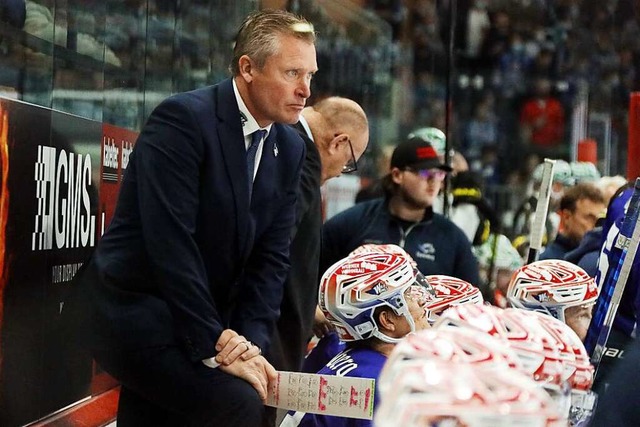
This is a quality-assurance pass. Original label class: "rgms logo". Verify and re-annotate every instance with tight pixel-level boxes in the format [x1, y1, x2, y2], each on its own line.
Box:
[32, 145, 96, 251]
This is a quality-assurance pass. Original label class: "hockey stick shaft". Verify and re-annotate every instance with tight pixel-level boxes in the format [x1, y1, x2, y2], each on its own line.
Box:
[527, 159, 556, 264]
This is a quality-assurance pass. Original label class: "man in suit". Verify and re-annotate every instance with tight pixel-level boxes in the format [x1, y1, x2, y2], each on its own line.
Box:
[268, 97, 369, 374]
[83, 10, 318, 427]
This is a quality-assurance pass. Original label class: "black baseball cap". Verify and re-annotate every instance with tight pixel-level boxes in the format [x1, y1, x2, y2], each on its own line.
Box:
[390, 137, 452, 172]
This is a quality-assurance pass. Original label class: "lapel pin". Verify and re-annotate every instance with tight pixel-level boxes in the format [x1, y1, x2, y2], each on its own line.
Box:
[273, 142, 279, 157]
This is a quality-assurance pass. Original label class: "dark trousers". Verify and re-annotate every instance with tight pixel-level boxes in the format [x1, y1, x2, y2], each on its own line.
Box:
[94, 345, 264, 427]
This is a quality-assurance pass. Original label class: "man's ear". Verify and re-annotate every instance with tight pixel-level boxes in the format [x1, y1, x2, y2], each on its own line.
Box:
[326, 134, 347, 155]
[377, 309, 398, 334]
[390, 167, 404, 185]
[238, 55, 254, 82]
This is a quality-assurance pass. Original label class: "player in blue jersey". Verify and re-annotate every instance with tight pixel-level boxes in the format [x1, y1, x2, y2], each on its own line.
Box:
[280, 248, 435, 427]
[302, 247, 483, 375]
[590, 182, 639, 396]
[506, 259, 599, 341]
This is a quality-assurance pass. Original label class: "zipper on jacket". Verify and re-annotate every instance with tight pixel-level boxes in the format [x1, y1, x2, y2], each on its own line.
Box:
[398, 223, 419, 248]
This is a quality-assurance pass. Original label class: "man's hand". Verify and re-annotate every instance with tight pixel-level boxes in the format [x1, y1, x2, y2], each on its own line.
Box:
[219, 355, 278, 403]
[215, 329, 261, 366]
[312, 306, 334, 338]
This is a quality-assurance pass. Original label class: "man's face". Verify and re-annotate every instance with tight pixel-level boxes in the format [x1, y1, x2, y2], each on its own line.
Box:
[394, 167, 445, 209]
[564, 304, 593, 342]
[242, 34, 317, 126]
[562, 198, 606, 243]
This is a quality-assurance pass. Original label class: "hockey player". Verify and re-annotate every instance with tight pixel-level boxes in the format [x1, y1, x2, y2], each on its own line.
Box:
[281, 250, 435, 427]
[506, 259, 599, 341]
[375, 359, 562, 427]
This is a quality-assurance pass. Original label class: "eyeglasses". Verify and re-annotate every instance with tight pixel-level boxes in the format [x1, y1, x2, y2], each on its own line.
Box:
[342, 138, 358, 174]
[404, 167, 447, 181]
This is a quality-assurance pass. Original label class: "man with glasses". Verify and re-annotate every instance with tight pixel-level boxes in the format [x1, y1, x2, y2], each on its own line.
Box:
[320, 136, 480, 289]
[262, 96, 367, 426]
[268, 96, 368, 372]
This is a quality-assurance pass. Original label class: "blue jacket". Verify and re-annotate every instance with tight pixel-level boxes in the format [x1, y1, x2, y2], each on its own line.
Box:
[88, 79, 305, 360]
[564, 227, 602, 277]
[540, 233, 578, 261]
[321, 198, 480, 287]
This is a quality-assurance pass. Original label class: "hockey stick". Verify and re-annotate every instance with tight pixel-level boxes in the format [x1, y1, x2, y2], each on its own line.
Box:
[267, 371, 375, 420]
[585, 178, 640, 370]
[526, 159, 556, 264]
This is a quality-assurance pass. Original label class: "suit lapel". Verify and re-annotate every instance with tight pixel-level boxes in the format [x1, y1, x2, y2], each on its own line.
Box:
[215, 80, 251, 252]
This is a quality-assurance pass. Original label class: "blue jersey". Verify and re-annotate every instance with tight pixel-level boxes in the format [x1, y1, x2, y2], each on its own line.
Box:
[595, 187, 640, 335]
[302, 332, 345, 374]
[280, 346, 387, 427]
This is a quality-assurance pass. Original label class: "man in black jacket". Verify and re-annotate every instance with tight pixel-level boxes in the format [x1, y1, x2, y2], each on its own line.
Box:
[268, 96, 369, 374]
[321, 137, 480, 289]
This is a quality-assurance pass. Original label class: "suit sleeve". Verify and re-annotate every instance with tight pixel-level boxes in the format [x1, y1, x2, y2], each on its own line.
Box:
[231, 134, 307, 351]
[133, 97, 223, 361]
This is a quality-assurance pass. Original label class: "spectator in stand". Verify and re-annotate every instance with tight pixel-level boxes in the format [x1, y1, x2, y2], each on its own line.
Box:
[463, 0, 491, 64]
[528, 46, 557, 81]
[519, 77, 566, 158]
[463, 93, 498, 163]
[496, 31, 534, 99]
[478, 9, 512, 70]
[540, 182, 606, 261]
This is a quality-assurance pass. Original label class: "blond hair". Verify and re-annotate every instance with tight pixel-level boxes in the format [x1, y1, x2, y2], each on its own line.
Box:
[230, 9, 316, 76]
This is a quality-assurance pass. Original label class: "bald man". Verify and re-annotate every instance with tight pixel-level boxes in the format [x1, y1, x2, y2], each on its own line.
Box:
[267, 97, 369, 373]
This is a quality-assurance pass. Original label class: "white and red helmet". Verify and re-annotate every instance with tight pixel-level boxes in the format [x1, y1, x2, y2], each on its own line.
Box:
[424, 275, 483, 324]
[318, 251, 435, 343]
[349, 243, 413, 260]
[378, 327, 522, 396]
[507, 259, 599, 323]
[530, 311, 598, 425]
[375, 359, 565, 427]
[528, 310, 594, 391]
[434, 305, 565, 388]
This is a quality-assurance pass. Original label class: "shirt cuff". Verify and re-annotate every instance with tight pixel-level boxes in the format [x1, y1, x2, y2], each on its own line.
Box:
[202, 357, 221, 369]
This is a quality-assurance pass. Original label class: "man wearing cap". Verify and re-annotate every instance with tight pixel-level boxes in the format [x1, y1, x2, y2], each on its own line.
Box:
[320, 137, 481, 288]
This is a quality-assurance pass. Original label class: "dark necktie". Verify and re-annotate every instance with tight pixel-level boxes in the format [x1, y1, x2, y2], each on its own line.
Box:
[247, 129, 265, 199]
